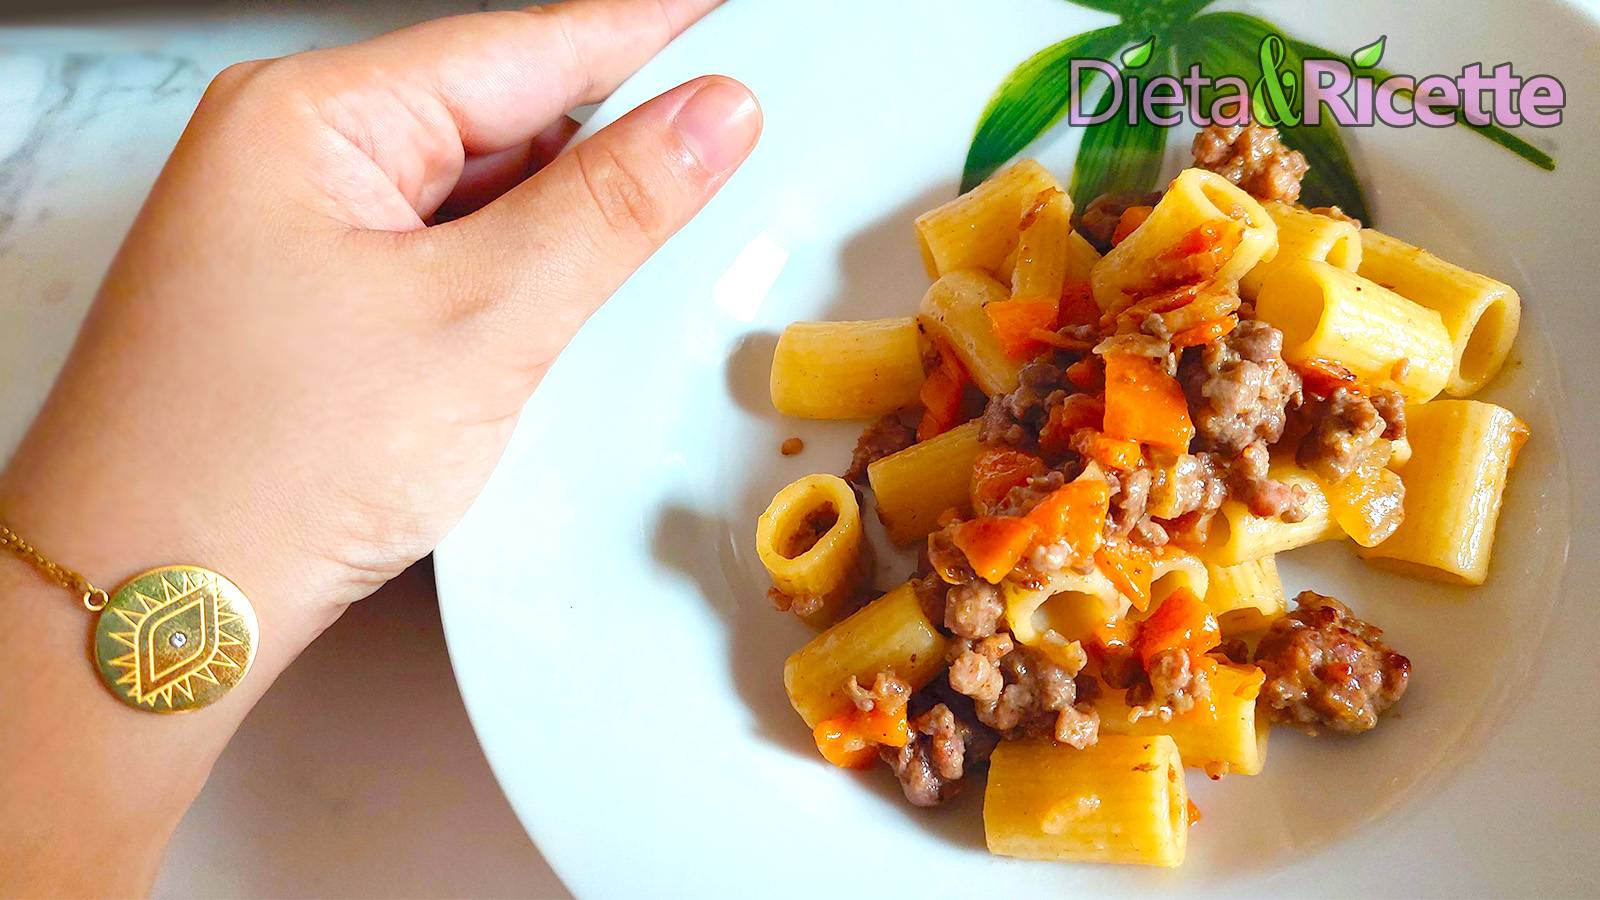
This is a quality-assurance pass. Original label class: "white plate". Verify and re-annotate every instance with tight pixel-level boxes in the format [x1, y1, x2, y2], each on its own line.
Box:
[436, 1, 1600, 894]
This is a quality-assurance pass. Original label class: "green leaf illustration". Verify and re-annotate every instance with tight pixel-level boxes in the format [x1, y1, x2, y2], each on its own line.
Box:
[1070, 42, 1175, 203]
[1120, 36, 1155, 68]
[1183, 12, 1370, 221]
[1351, 35, 1386, 68]
[961, 24, 1132, 192]
[1061, 0, 1137, 14]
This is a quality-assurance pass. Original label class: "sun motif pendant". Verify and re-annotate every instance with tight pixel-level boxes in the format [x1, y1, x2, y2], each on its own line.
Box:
[91, 566, 258, 712]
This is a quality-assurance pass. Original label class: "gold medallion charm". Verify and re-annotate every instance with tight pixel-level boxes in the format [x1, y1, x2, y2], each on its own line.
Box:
[91, 566, 258, 712]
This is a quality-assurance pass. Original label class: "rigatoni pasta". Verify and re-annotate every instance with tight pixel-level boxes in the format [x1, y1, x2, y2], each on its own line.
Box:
[1254, 259, 1452, 402]
[1200, 466, 1341, 566]
[1012, 188, 1074, 304]
[915, 160, 1064, 279]
[1359, 400, 1526, 584]
[1238, 201, 1361, 299]
[918, 270, 1020, 395]
[755, 474, 864, 627]
[1358, 228, 1522, 397]
[1095, 664, 1269, 777]
[984, 736, 1188, 867]
[769, 318, 925, 419]
[867, 422, 983, 545]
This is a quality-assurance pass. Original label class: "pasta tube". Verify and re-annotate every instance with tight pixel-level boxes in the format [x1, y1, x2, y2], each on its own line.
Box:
[1200, 464, 1341, 566]
[918, 270, 1021, 396]
[1358, 228, 1522, 397]
[1255, 259, 1451, 402]
[769, 318, 925, 419]
[1095, 664, 1269, 777]
[1063, 230, 1102, 285]
[984, 735, 1188, 866]
[755, 474, 864, 627]
[1359, 400, 1526, 585]
[867, 421, 984, 545]
[783, 582, 948, 728]
[1151, 553, 1208, 607]
[1203, 556, 1286, 637]
[1012, 188, 1073, 304]
[915, 160, 1065, 279]
[1091, 168, 1277, 313]
[1238, 201, 1361, 299]
[1003, 568, 1123, 669]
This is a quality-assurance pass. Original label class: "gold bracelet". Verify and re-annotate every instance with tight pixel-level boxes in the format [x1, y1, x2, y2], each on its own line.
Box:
[0, 521, 257, 713]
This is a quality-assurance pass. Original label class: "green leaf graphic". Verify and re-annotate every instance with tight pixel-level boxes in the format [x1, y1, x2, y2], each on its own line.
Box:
[1060, 0, 1134, 14]
[1183, 13, 1370, 221]
[1121, 36, 1155, 68]
[1351, 35, 1386, 68]
[961, 24, 1132, 192]
[1069, 43, 1176, 203]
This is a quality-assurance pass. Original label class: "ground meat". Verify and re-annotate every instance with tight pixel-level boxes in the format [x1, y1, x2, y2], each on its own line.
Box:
[1106, 467, 1153, 540]
[1191, 122, 1309, 203]
[1216, 638, 1251, 665]
[842, 671, 911, 714]
[926, 526, 975, 585]
[1368, 387, 1407, 441]
[947, 634, 1012, 704]
[1296, 387, 1391, 482]
[944, 581, 1004, 639]
[991, 469, 1068, 518]
[843, 413, 917, 483]
[1149, 451, 1229, 521]
[1127, 648, 1212, 721]
[767, 586, 823, 620]
[1180, 319, 1303, 456]
[883, 691, 999, 807]
[1254, 591, 1411, 734]
[978, 358, 1073, 448]
[956, 644, 1099, 748]
[780, 437, 805, 456]
[1230, 439, 1308, 521]
[1075, 190, 1165, 253]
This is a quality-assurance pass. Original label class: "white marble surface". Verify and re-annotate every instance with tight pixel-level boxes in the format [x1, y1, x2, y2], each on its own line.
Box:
[0, 3, 570, 896]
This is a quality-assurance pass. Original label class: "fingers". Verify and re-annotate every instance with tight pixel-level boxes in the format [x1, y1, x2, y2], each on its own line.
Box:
[425, 75, 760, 365]
[434, 116, 581, 221]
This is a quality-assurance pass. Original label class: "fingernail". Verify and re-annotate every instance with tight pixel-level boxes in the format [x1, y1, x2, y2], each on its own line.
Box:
[673, 79, 760, 173]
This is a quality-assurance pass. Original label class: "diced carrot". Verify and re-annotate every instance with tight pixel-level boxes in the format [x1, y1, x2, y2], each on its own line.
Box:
[1112, 205, 1153, 246]
[1024, 480, 1110, 557]
[985, 295, 1060, 359]
[1131, 587, 1220, 667]
[858, 707, 909, 748]
[917, 339, 970, 440]
[1072, 430, 1143, 471]
[1293, 357, 1364, 400]
[971, 448, 1047, 514]
[950, 516, 1040, 584]
[1064, 355, 1104, 391]
[1040, 395, 1104, 459]
[1170, 314, 1238, 349]
[1103, 353, 1194, 452]
[1058, 281, 1100, 328]
[1096, 541, 1154, 612]
[811, 716, 878, 769]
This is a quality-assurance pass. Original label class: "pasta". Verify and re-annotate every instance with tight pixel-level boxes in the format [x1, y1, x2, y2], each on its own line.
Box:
[867, 421, 983, 545]
[1203, 556, 1287, 636]
[783, 582, 949, 727]
[1357, 228, 1522, 396]
[1254, 259, 1452, 403]
[1238, 201, 1361, 299]
[918, 270, 1021, 395]
[769, 318, 925, 419]
[1012, 188, 1074, 304]
[915, 160, 1064, 279]
[984, 736, 1188, 866]
[755, 474, 865, 627]
[1200, 465, 1341, 567]
[755, 125, 1531, 867]
[1359, 400, 1527, 585]
[1091, 168, 1277, 313]
[1095, 664, 1269, 777]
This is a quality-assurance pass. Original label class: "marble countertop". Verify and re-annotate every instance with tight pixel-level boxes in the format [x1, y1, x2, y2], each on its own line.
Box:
[0, 3, 569, 896]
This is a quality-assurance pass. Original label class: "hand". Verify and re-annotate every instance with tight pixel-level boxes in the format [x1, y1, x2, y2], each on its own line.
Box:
[0, 1, 760, 892]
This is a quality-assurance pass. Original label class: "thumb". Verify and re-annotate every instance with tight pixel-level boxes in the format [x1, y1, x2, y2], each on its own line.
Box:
[428, 75, 761, 360]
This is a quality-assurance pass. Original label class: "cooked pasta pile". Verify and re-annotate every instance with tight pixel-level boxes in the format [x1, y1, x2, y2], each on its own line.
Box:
[755, 123, 1528, 867]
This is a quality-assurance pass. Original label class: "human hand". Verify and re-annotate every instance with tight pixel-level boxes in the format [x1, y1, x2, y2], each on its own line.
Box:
[1, 0, 761, 654]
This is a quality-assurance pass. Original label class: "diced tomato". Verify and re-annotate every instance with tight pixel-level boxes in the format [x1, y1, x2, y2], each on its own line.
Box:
[1131, 587, 1220, 666]
[1024, 480, 1109, 558]
[985, 295, 1059, 359]
[971, 448, 1047, 514]
[950, 516, 1040, 584]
